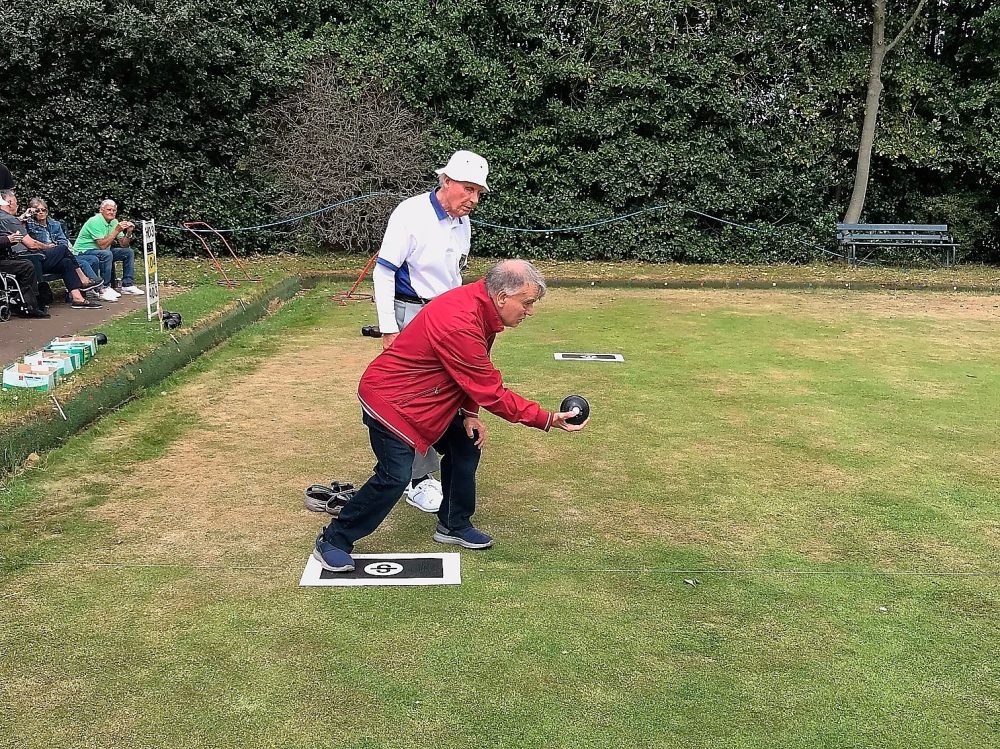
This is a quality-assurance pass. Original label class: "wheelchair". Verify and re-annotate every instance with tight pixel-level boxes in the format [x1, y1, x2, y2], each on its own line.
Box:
[0, 271, 30, 322]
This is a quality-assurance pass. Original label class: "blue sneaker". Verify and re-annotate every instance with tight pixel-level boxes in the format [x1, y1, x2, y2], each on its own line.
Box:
[312, 534, 355, 572]
[432, 523, 494, 549]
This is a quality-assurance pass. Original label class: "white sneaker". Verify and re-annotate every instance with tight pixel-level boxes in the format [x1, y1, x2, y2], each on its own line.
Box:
[120, 285, 145, 295]
[405, 477, 443, 513]
[98, 287, 120, 302]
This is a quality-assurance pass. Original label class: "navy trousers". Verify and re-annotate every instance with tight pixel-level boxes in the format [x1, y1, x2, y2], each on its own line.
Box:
[324, 411, 482, 553]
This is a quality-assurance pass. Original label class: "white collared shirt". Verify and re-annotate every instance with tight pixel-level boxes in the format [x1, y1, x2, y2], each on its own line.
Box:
[373, 191, 471, 334]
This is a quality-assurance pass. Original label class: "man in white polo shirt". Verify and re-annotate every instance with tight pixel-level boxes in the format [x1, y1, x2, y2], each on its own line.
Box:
[372, 149, 489, 513]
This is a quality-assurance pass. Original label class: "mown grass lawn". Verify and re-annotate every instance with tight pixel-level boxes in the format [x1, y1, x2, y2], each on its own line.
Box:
[1, 283, 998, 749]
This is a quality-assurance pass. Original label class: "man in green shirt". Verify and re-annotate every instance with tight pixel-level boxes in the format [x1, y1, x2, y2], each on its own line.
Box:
[73, 199, 144, 295]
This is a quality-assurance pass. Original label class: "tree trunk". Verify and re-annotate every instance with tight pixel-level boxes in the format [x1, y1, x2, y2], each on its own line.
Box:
[843, 0, 928, 224]
[844, 0, 888, 224]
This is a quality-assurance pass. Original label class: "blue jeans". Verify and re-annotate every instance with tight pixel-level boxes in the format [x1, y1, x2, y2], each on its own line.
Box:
[80, 249, 114, 286]
[111, 246, 136, 286]
[37, 248, 84, 291]
[75, 253, 103, 284]
[324, 411, 482, 553]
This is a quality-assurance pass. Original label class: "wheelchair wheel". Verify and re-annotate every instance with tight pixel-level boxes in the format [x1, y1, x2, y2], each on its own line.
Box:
[0, 304, 10, 322]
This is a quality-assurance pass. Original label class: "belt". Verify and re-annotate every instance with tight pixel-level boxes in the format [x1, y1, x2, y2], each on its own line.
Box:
[395, 293, 430, 305]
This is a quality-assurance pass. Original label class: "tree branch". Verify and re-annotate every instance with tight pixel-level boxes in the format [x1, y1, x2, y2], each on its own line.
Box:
[886, 0, 928, 53]
[256, 59, 430, 252]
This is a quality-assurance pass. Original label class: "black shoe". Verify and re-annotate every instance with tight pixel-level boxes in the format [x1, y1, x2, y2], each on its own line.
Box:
[71, 299, 103, 309]
[26, 307, 51, 319]
[79, 281, 102, 294]
[312, 535, 355, 572]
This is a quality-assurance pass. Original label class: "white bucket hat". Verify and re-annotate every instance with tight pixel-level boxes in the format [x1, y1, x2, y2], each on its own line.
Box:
[435, 150, 490, 192]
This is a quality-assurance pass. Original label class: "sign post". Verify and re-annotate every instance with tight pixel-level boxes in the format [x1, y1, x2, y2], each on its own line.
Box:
[142, 219, 162, 328]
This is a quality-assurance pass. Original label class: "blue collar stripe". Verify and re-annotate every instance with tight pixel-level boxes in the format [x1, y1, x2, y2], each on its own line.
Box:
[429, 191, 449, 221]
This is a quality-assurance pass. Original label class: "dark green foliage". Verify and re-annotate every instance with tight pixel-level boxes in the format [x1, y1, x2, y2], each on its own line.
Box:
[319, 0, 997, 262]
[0, 0, 997, 261]
[853, 0, 1000, 260]
[0, 0, 332, 251]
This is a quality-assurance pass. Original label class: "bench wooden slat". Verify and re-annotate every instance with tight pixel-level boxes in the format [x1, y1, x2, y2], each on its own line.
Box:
[839, 234, 954, 243]
[836, 223, 949, 232]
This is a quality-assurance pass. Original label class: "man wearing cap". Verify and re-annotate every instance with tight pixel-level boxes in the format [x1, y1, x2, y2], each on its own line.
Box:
[371, 149, 490, 514]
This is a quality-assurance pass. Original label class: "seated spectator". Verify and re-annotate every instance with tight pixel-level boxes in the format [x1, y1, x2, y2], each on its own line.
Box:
[73, 199, 144, 296]
[0, 224, 48, 319]
[24, 197, 115, 304]
[0, 189, 102, 310]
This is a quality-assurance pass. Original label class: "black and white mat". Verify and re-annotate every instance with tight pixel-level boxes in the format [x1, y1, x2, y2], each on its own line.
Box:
[554, 352, 624, 362]
[299, 553, 461, 587]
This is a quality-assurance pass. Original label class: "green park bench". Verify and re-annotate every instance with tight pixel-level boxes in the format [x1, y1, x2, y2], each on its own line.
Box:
[836, 223, 958, 267]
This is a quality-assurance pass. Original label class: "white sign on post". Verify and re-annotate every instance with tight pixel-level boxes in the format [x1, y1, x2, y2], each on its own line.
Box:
[142, 219, 161, 326]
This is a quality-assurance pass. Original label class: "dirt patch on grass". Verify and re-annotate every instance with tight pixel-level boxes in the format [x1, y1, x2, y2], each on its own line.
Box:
[79, 325, 378, 566]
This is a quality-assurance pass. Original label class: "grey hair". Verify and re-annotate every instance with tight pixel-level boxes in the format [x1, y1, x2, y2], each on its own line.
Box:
[485, 259, 547, 299]
[29, 197, 47, 210]
[100, 199, 117, 209]
[0, 189, 13, 200]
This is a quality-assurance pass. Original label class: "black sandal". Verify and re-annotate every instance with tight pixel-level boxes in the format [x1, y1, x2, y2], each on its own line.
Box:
[303, 482, 358, 516]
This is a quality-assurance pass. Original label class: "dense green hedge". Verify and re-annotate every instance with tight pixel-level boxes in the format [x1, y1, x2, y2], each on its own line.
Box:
[1, 0, 997, 262]
[0, 0, 333, 251]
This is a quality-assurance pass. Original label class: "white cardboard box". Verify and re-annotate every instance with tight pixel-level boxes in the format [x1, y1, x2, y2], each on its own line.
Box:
[2, 363, 63, 391]
[43, 345, 85, 369]
[24, 351, 76, 376]
[48, 335, 98, 358]
[46, 339, 95, 366]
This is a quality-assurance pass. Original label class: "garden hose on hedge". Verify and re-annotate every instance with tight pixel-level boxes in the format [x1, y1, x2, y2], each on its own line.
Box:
[155, 195, 848, 261]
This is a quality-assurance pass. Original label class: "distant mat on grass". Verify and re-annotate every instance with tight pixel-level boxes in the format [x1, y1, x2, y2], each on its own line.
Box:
[300, 553, 461, 587]
[554, 352, 624, 362]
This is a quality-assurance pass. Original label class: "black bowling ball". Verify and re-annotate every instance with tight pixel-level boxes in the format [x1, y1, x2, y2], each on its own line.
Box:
[559, 394, 590, 425]
[162, 311, 182, 330]
[161, 311, 181, 330]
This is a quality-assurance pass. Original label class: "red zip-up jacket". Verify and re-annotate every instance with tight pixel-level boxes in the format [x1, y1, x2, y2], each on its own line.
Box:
[358, 278, 552, 453]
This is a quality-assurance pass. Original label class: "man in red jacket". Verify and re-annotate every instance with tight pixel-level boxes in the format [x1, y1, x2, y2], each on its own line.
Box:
[314, 259, 588, 572]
